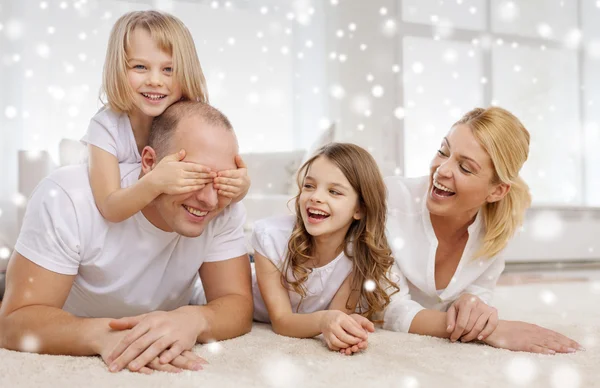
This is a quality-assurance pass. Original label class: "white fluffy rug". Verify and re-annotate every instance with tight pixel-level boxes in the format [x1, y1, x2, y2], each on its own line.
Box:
[1, 282, 599, 388]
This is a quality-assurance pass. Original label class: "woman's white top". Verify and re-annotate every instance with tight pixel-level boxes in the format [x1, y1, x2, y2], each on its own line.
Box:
[382, 176, 505, 333]
[81, 107, 141, 164]
[251, 215, 353, 323]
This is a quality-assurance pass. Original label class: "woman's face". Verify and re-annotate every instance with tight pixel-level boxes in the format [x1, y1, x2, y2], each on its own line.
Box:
[426, 123, 508, 218]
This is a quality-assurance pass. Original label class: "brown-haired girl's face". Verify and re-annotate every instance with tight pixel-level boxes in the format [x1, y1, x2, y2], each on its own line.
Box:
[427, 123, 503, 218]
[126, 27, 183, 118]
[299, 156, 361, 241]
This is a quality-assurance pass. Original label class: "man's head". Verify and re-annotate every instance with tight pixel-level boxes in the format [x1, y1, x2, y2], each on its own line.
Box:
[141, 101, 238, 237]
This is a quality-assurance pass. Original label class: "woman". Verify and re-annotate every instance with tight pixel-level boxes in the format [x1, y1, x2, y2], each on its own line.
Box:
[383, 107, 582, 354]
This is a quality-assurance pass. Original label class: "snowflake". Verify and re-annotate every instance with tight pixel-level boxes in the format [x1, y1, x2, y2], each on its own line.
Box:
[330, 85, 345, 100]
[530, 211, 563, 241]
[394, 107, 405, 120]
[5, 106, 17, 119]
[504, 356, 538, 385]
[497, 1, 519, 22]
[206, 341, 222, 353]
[20, 335, 41, 353]
[364, 279, 376, 292]
[261, 355, 304, 388]
[393, 237, 405, 251]
[550, 364, 581, 388]
[371, 85, 384, 98]
[0, 247, 11, 260]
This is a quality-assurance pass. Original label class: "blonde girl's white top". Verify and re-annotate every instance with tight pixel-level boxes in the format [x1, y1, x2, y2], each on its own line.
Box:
[382, 176, 505, 333]
[251, 215, 353, 323]
[81, 106, 141, 163]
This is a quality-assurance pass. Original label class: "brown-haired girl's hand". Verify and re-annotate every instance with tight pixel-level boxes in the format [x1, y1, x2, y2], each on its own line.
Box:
[149, 149, 216, 195]
[338, 314, 375, 355]
[483, 320, 583, 354]
[319, 310, 368, 352]
[214, 155, 250, 202]
[446, 293, 498, 342]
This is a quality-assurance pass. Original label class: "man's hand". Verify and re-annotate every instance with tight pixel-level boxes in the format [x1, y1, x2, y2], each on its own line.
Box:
[105, 307, 207, 372]
[484, 320, 583, 354]
[213, 155, 250, 203]
[446, 293, 498, 342]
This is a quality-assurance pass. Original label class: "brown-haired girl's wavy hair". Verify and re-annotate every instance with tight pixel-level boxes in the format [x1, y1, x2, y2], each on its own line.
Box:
[281, 143, 399, 319]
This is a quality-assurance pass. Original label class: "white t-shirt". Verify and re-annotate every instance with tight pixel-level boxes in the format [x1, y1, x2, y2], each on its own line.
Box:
[14, 164, 248, 318]
[251, 215, 353, 323]
[80, 107, 141, 163]
[382, 176, 505, 333]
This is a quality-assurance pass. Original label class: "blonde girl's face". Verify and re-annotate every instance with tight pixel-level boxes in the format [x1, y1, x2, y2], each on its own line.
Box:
[299, 156, 361, 242]
[126, 27, 183, 118]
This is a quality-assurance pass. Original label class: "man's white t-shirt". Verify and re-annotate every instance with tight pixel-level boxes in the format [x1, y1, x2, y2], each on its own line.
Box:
[251, 215, 353, 323]
[15, 164, 248, 318]
[382, 176, 505, 333]
[80, 106, 141, 163]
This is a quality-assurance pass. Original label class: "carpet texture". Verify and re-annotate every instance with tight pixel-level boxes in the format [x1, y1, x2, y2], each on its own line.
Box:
[1, 282, 598, 388]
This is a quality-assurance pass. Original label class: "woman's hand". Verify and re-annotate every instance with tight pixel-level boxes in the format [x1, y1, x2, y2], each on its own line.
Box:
[446, 293, 498, 342]
[484, 320, 583, 354]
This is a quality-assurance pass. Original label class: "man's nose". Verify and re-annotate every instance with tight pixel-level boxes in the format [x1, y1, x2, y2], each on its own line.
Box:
[194, 184, 218, 209]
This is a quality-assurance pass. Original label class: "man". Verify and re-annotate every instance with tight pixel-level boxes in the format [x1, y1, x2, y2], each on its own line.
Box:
[0, 101, 253, 374]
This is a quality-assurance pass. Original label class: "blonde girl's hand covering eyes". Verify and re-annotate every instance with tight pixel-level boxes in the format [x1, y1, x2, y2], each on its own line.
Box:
[214, 155, 250, 202]
[148, 149, 216, 195]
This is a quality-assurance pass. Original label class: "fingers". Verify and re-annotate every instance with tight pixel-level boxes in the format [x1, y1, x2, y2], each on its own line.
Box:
[235, 154, 247, 169]
[169, 350, 208, 370]
[450, 305, 473, 342]
[528, 344, 556, 355]
[333, 325, 362, 346]
[328, 332, 351, 350]
[108, 315, 146, 331]
[351, 314, 375, 333]
[460, 312, 490, 343]
[138, 366, 154, 375]
[477, 311, 498, 341]
[158, 342, 184, 365]
[339, 318, 368, 342]
[127, 336, 177, 372]
[162, 149, 186, 163]
[107, 323, 150, 365]
[146, 357, 182, 374]
[446, 304, 456, 333]
[177, 162, 213, 175]
[109, 329, 163, 372]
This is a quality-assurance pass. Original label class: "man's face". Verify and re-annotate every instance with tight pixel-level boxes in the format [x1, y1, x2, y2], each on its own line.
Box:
[143, 115, 238, 237]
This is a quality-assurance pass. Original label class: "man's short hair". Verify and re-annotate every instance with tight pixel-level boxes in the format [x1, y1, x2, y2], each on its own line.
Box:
[149, 101, 233, 159]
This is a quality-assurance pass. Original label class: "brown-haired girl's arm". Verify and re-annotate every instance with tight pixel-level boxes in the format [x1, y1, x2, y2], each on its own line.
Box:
[88, 145, 214, 222]
[254, 253, 367, 349]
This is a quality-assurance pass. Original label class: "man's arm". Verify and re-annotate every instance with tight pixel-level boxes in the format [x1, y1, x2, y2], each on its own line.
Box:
[0, 252, 110, 355]
[195, 253, 253, 341]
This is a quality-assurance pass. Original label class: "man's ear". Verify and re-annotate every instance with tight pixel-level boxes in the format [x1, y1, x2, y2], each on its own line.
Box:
[487, 182, 511, 203]
[141, 146, 158, 174]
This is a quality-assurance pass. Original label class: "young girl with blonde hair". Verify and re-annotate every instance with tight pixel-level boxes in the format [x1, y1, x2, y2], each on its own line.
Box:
[83, 10, 249, 223]
[253, 143, 399, 354]
[384, 106, 582, 354]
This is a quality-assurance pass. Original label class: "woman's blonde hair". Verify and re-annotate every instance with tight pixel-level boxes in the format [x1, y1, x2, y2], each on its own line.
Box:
[282, 143, 399, 319]
[454, 107, 532, 259]
[101, 10, 208, 113]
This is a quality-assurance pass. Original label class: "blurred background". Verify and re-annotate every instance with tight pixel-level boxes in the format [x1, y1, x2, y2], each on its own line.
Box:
[0, 0, 599, 277]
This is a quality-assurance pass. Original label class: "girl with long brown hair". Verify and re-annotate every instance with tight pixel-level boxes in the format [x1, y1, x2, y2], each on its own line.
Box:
[252, 142, 398, 354]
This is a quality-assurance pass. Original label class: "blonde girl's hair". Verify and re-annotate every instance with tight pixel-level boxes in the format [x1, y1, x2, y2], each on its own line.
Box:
[282, 143, 399, 319]
[101, 10, 208, 113]
[455, 107, 532, 259]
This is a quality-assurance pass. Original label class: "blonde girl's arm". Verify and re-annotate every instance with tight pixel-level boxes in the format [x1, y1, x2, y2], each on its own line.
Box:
[88, 145, 160, 222]
[255, 253, 368, 346]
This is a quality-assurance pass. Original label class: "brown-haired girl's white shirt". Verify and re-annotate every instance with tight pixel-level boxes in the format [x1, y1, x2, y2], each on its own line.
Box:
[251, 215, 353, 323]
[382, 176, 505, 333]
[80, 107, 141, 163]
